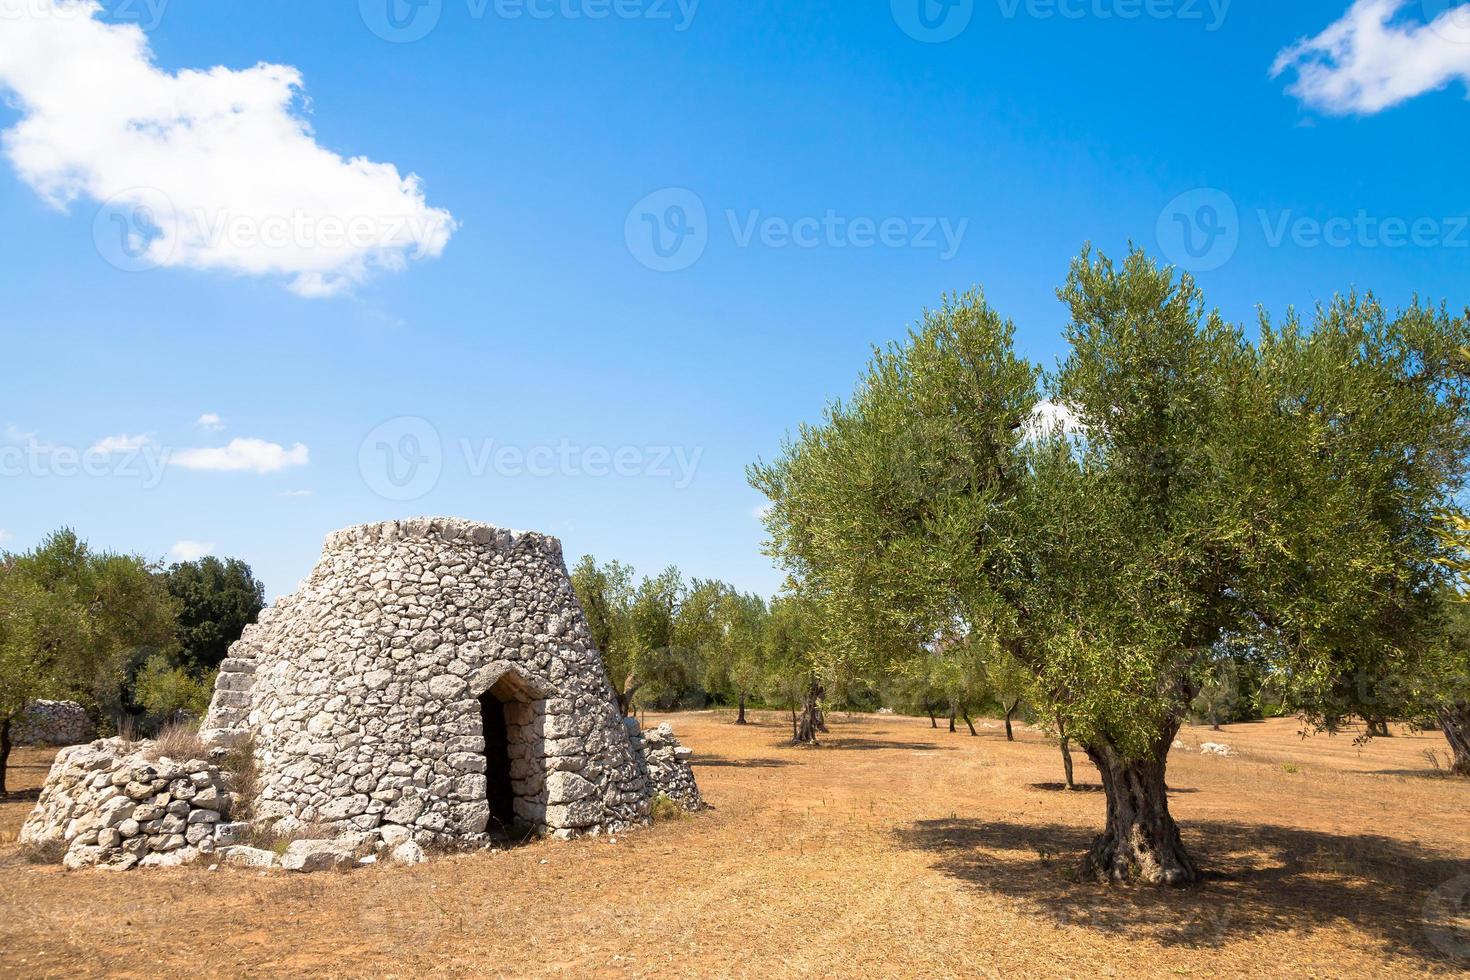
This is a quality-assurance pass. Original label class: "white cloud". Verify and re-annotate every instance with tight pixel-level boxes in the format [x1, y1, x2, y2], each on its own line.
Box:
[172, 438, 309, 474]
[195, 413, 224, 431]
[89, 432, 151, 454]
[278, 489, 312, 497]
[0, 529, 13, 545]
[0, 0, 457, 296]
[1272, 0, 1470, 115]
[169, 539, 215, 561]
[1024, 400, 1087, 440]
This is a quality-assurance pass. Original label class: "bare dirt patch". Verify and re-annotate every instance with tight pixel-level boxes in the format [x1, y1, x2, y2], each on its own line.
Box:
[2, 713, 1468, 977]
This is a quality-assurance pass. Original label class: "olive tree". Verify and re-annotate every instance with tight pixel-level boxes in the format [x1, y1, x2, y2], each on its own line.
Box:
[752, 248, 1469, 885]
[0, 530, 179, 792]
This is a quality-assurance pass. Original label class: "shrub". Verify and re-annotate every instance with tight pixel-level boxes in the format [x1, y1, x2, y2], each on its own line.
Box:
[140, 719, 208, 762]
[134, 653, 215, 724]
[650, 794, 682, 822]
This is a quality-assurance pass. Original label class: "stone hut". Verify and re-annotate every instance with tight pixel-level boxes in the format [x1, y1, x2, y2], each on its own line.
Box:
[201, 518, 654, 841]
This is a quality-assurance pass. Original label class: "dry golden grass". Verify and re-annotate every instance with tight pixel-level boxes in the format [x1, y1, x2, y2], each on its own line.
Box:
[139, 719, 209, 763]
[2, 711, 1469, 977]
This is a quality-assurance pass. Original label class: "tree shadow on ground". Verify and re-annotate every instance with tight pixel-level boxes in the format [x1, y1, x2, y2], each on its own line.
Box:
[1028, 782, 1106, 793]
[0, 788, 41, 805]
[1367, 768, 1466, 781]
[815, 738, 950, 752]
[894, 817, 1470, 967]
[692, 756, 796, 769]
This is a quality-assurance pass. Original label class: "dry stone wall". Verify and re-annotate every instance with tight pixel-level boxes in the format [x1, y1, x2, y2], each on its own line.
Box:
[19, 739, 236, 870]
[13, 700, 94, 746]
[637, 722, 706, 811]
[201, 518, 656, 842]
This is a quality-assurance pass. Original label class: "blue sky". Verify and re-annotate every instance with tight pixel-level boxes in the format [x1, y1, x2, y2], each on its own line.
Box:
[1, 0, 1468, 600]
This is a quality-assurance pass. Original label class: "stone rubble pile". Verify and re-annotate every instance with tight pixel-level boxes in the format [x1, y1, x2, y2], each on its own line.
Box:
[13, 700, 94, 746]
[637, 722, 706, 811]
[19, 738, 240, 870]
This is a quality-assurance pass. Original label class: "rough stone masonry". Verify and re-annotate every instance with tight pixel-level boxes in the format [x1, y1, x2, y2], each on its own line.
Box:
[199, 518, 678, 842]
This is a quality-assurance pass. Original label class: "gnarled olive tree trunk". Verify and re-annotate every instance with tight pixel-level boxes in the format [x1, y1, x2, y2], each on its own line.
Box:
[0, 717, 11, 796]
[735, 693, 748, 725]
[793, 682, 825, 745]
[1081, 734, 1198, 886]
[1441, 702, 1470, 776]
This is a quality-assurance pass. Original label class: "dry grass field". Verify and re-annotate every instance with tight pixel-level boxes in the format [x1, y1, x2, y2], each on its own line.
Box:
[2, 711, 1469, 978]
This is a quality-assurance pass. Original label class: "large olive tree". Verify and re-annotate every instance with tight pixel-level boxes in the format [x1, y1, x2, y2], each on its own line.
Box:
[751, 248, 1469, 885]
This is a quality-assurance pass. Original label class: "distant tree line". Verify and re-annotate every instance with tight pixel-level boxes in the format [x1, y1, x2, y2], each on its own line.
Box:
[0, 528, 263, 792]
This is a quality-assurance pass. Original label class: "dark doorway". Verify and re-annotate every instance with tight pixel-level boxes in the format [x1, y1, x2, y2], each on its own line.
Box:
[478, 691, 516, 828]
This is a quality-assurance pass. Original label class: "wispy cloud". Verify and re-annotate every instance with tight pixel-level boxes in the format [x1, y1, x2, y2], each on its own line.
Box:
[89, 432, 151, 454]
[0, 0, 457, 296]
[1273, 0, 1470, 115]
[1023, 400, 1087, 440]
[169, 539, 215, 561]
[278, 488, 313, 497]
[195, 413, 225, 431]
[0, 529, 13, 546]
[173, 438, 309, 474]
